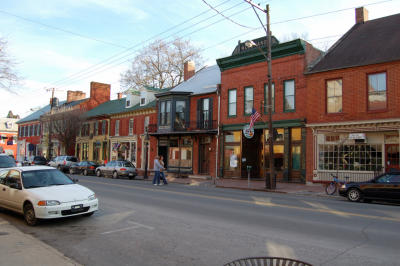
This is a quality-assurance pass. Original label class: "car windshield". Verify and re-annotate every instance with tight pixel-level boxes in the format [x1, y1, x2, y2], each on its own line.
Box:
[0, 156, 17, 168]
[21, 169, 74, 188]
[88, 161, 97, 166]
[122, 161, 134, 167]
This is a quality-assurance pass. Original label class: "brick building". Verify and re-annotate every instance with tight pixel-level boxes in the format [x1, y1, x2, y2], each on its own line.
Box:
[80, 88, 160, 173]
[0, 117, 18, 157]
[17, 81, 110, 161]
[217, 36, 322, 182]
[151, 62, 220, 178]
[306, 8, 400, 183]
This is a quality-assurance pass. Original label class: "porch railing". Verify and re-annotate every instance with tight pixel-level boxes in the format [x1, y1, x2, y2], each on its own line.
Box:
[149, 120, 217, 133]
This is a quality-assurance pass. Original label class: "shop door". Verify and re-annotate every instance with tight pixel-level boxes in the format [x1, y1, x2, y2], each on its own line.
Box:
[199, 143, 210, 174]
[158, 146, 168, 168]
[385, 144, 400, 171]
[241, 129, 262, 179]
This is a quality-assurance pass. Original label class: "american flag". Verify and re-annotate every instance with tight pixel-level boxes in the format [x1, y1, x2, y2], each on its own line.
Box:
[249, 108, 261, 129]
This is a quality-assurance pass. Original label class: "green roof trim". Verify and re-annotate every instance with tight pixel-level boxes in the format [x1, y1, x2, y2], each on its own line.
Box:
[222, 118, 306, 131]
[84, 99, 157, 119]
[217, 39, 306, 72]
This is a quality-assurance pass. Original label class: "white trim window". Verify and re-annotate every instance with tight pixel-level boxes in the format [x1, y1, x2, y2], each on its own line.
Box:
[129, 119, 134, 135]
[115, 120, 120, 136]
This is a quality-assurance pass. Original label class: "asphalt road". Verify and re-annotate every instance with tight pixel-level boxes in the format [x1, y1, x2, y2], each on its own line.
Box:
[1, 175, 400, 266]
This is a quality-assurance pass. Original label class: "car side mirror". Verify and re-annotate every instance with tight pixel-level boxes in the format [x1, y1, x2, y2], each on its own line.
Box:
[10, 183, 22, 190]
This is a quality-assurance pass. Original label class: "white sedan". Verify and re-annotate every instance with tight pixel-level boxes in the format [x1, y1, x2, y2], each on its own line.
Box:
[0, 166, 98, 226]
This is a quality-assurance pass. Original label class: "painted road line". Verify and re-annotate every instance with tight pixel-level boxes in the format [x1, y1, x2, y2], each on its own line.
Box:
[81, 179, 400, 223]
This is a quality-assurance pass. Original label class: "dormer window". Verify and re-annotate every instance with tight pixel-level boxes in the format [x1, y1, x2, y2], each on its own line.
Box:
[126, 100, 131, 107]
[140, 91, 147, 106]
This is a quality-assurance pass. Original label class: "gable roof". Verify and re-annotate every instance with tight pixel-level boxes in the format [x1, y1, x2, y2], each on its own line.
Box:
[169, 65, 220, 95]
[84, 98, 156, 119]
[309, 13, 400, 73]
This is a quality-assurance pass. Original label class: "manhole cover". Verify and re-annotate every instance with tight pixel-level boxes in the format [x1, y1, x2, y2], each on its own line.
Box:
[0, 232, 9, 236]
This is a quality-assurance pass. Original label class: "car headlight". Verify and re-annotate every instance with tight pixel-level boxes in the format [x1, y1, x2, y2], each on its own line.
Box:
[38, 200, 61, 206]
[88, 194, 96, 201]
[340, 184, 347, 189]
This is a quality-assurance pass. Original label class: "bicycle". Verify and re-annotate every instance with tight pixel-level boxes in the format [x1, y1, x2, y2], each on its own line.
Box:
[325, 174, 350, 195]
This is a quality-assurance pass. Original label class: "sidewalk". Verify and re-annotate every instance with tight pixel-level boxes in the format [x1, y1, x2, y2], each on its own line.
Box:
[139, 175, 328, 197]
[0, 218, 81, 266]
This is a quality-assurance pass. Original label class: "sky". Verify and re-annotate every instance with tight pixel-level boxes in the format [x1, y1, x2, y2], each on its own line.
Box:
[1, 0, 399, 119]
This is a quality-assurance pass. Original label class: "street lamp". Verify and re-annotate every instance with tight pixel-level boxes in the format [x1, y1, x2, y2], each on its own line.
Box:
[143, 127, 150, 179]
[244, 1, 275, 189]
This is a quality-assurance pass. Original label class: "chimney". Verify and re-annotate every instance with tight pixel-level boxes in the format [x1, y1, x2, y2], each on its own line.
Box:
[184, 61, 195, 81]
[117, 92, 123, 99]
[355, 7, 368, 24]
[67, 90, 86, 103]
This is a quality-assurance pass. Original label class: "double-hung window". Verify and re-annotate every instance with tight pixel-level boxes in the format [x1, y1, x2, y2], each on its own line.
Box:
[160, 100, 171, 126]
[129, 119, 134, 135]
[284, 80, 295, 111]
[115, 120, 120, 136]
[175, 101, 186, 129]
[264, 83, 275, 113]
[244, 87, 253, 115]
[94, 121, 99, 136]
[102, 120, 106, 135]
[228, 89, 237, 117]
[327, 79, 342, 113]
[368, 72, 386, 110]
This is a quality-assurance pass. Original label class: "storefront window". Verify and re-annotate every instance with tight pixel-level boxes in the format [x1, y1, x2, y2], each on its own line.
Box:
[130, 142, 136, 164]
[224, 131, 241, 176]
[224, 131, 241, 142]
[318, 144, 382, 171]
[291, 128, 302, 170]
[265, 128, 284, 171]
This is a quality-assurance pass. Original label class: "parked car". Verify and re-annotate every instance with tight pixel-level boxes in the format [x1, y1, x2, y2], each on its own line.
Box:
[0, 166, 98, 226]
[48, 156, 78, 172]
[0, 154, 17, 168]
[339, 172, 400, 202]
[22, 156, 48, 166]
[96, 160, 137, 179]
[69, 161, 100, 176]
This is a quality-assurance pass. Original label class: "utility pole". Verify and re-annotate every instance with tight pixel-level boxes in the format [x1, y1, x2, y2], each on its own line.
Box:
[46, 88, 55, 160]
[244, 0, 275, 189]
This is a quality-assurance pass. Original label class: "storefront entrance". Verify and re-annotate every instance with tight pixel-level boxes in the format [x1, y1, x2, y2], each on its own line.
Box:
[241, 129, 262, 179]
[385, 144, 400, 171]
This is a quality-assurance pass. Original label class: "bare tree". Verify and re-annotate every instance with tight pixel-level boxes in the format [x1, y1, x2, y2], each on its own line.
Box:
[0, 38, 19, 92]
[279, 32, 309, 43]
[51, 109, 84, 155]
[120, 38, 203, 91]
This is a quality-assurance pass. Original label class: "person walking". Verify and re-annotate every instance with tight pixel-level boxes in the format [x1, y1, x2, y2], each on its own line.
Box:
[159, 155, 168, 185]
[153, 155, 163, 186]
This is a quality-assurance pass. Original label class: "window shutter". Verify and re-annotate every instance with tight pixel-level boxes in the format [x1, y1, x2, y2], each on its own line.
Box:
[208, 98, 213, 129]
[197, 99, 202, 129]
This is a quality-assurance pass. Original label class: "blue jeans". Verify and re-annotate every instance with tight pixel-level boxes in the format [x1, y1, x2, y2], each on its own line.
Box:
[153, 171, 160, 185]
[160, 172, 168, 184]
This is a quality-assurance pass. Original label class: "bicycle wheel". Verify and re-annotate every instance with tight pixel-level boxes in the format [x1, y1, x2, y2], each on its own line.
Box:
[325, 182, 337, 195]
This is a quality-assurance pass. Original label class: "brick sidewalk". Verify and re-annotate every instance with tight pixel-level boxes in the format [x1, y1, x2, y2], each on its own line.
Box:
[138, 175, 327, 196]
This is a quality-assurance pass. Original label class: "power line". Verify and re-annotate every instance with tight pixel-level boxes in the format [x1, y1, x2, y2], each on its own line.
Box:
[47, 0, 240, 87]
[0, 9, 128, 49]
[201, 0, 257, 29]
[49, 1, 251, 88]
[50, 0, 392, 89]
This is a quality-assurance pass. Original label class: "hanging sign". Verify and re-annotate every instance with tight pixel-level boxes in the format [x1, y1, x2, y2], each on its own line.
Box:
[243, 124, 254, 139]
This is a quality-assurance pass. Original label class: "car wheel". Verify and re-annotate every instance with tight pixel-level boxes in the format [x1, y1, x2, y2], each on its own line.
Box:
[96, 170, 102, 177]
[23, 203, 38, 226]
[83, 169, 88, 176]
[82, 212, 94, 217]
[112, 171, 118, 179]
[69, 168, 74, 175]
[347, 188, 362, 202]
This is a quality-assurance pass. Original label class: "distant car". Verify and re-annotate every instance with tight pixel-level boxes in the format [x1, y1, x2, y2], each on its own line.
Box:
[48, 156, 78, 172]
[69, 161, 100, 176]
[22, 156, 48, 166]
[0, 154, 17, 168]
[0, 166, 98, 226]
[96, 160, 137, 179]
[339, 172, 400, 202]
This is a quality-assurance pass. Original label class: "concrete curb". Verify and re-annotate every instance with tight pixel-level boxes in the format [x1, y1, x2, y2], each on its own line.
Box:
[0, 218, 82, 266]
